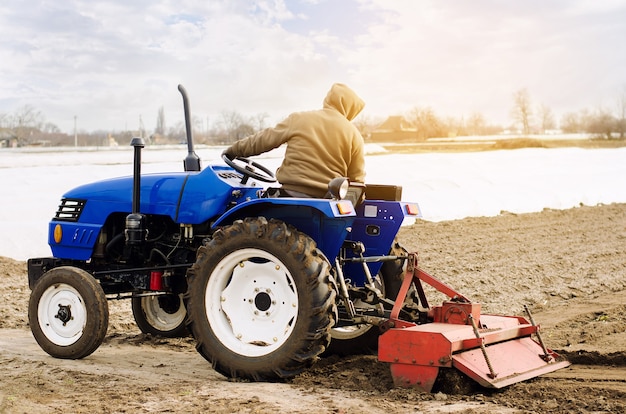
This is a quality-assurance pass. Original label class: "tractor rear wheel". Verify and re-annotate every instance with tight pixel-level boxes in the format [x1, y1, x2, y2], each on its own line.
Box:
[131, 294, 188, 337]
[28, 266, 109, 359]
[184, 217, 336, 381]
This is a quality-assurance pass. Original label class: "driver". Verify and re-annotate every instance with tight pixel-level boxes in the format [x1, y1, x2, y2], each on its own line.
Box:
[222, 83, 366, 198]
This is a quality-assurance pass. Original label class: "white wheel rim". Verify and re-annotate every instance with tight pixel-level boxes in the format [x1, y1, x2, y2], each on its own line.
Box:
[142, 294, 186, 331]
[331, 274, 383, 340]
[38, 283, 87, 346]
[205, 248, 299, 357]
[331, 323, 373, 340]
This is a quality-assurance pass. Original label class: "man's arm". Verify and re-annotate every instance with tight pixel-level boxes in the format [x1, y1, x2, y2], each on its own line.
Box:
[224, 116, 292, 158]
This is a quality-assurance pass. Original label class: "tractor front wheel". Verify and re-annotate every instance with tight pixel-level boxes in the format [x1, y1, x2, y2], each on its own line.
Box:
[185, 217, 335, 381]
[28, 266, 109, 359]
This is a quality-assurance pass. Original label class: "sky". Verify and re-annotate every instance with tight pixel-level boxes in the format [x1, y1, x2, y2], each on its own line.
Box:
[1, 145, 625, 261]
[1, 0, 626, 134]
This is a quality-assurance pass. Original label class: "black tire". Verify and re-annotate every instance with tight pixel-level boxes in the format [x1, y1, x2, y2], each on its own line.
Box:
[28, 266, 109, 359]
[380, 240, 409, 300]
[326, 241, 407, 355]
[184, 217, 336, 381]
[131, 294, 188, 338]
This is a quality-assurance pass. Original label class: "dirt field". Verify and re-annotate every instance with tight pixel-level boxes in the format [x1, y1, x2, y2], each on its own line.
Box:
[1, 203, 625, 413]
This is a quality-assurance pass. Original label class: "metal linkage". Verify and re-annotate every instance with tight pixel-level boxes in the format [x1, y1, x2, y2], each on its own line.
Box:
[334, 258, 356, 318]
[469, 314, 497, 379]
[524, 305, 554, 362]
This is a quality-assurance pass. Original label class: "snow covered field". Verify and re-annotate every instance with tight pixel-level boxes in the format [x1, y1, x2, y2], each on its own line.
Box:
[1, 144, 625, 261]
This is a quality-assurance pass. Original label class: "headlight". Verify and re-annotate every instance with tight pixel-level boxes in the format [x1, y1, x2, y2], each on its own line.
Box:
[327, 177, 349, 199]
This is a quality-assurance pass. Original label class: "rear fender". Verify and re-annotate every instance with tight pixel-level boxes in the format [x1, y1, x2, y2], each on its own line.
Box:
[343, 200, 421, 286]
[211, 198, 356, 261]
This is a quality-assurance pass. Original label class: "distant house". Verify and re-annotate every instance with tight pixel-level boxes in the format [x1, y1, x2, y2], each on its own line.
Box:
[0, 130, 18, 148]
[370, 116, 420, 142]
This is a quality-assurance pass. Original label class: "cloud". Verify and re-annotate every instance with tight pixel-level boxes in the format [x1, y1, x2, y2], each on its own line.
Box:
[0, 0, 625, 133]
[344, 0, 626, 123]
[1, 1, 347, 131]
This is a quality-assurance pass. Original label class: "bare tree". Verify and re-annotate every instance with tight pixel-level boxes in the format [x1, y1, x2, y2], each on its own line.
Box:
[10, 105, 44, 144]
[511, 88, 533, 135]
[216, 110, 243, 143]
[42, 122, 61, 134]
[587, 106, 616, 139]
[250, 112, 269, 132]
[352, 114, 384, 140]
[407, 106, 444, 139]
[560, 111, 580, 133]
[234, 123, 255, 140]
[538, 104, 555, 133]
[167, 121, 186, 143]
[0, 112, 9, 129]
[466, 112, 487, 136]
[563, 108, 611, 135]
[214, 110, 259, 144]
[443, 116, 463, 137]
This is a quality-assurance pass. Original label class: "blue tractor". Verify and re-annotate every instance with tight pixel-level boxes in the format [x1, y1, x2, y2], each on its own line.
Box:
[27, 85, 421, 381]
[27, 86, 569, 391]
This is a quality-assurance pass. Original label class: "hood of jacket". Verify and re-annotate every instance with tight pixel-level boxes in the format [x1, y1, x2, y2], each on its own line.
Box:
[322, 83, 365, 121]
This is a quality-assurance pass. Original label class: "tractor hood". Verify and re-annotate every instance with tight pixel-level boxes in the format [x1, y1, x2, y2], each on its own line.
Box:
[61, 167, 237, 224]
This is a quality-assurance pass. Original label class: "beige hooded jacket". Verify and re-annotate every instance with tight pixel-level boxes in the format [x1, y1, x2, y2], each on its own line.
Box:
[224, 83, 366, 198]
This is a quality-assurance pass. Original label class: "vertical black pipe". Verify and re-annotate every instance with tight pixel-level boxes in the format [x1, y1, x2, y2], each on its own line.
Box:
[178, 84, 201, 172]
[130, 137, 145, 214]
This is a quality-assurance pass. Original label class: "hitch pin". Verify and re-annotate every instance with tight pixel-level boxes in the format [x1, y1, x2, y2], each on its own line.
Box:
[468, 314, 497, 379]
[524, 305, 553, 362]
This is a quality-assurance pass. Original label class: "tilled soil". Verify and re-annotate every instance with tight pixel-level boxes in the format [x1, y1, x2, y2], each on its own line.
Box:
[1, 203, 625, 413]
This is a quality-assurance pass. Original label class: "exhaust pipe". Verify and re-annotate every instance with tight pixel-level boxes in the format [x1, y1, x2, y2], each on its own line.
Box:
[130, 137, 144, 214]
[178, 84, 201, 172]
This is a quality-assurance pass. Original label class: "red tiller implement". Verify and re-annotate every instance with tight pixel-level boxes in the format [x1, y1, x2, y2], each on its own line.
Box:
[378, 253, 570, 392]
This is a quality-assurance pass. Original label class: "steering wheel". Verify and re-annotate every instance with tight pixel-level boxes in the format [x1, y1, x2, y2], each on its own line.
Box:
[222, 154, 276, 184]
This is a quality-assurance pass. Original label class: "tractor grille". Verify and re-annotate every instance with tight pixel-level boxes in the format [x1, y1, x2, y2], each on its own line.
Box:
[218, 171, 243, 180]
[54, 198, 86, 222]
